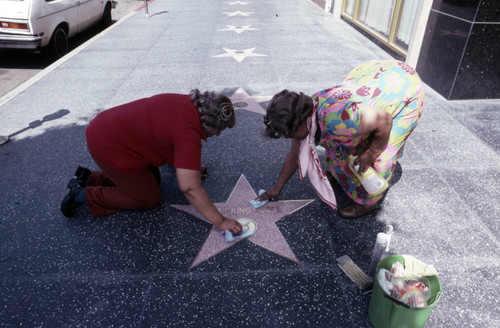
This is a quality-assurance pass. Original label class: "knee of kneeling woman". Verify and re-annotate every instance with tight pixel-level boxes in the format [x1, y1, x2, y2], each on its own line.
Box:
[139, 193, 162, 209]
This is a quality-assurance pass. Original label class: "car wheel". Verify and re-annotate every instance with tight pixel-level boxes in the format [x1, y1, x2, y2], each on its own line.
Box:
[100, 3, 112, 28]
[48, 27, 68, 59]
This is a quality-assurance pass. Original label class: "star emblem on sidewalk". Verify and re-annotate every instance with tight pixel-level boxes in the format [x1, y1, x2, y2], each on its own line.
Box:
[217, 25, 260, 34]
[172, 175, 314, 268]
[222, 10, 254, 17]
[211, 47, 267, 63]
[229, 87, 271, 114]
[225, 1, 251, 5]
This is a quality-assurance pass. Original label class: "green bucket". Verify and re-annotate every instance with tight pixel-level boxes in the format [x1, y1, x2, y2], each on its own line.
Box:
[368, 255, 442, 328]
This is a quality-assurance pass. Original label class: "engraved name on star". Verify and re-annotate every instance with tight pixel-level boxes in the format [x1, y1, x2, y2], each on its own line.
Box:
[217, 25, 260, 34]
[211, 47, 267, 63]
[222, 10, 254, 17]
[171, 175, 314, 268]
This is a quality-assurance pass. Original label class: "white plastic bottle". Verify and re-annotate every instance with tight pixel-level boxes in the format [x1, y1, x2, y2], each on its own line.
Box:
[348, 155, 388, 196]
[368, 226, 393, 277]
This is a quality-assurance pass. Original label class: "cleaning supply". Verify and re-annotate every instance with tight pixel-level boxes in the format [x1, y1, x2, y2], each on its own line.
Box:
[222, 218, 258, 243]
[368, 255, 442, 328]
[348, 155, 388, 196]
[383, 224, 393, 252]
[337, 255, 373, 291]
[249, 189, 269, 208]
[368, 225, 394, 277]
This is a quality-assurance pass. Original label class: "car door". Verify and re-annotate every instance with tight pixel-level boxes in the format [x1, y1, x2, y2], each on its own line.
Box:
[37, 0, 79, 43]
[76, 0, 103, 31]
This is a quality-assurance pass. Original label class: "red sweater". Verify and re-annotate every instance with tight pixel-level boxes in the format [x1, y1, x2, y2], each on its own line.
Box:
[86, 94, 207, 173]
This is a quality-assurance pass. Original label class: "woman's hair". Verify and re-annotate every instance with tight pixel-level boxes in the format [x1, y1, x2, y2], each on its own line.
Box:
[263, 89, 313, 139]
[189, 89, 236, 131]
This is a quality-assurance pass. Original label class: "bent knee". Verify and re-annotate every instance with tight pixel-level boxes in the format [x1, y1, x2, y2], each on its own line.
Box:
[138, 192, 162, 209]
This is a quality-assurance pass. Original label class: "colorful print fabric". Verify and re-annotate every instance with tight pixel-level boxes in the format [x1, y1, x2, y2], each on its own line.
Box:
[313, 60, 425, 205]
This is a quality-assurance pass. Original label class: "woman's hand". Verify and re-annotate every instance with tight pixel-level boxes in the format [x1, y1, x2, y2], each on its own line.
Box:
[177, 168, 242, 234]
[257, 185, 281, 201]
[355, 149, 379, 173]
[218, 217, 243, 235]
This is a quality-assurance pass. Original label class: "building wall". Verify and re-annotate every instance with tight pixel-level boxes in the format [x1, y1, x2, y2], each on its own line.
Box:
[312, 0, 499, 100]
[416, 0, 500, 99]
[311, 0, 326, 10]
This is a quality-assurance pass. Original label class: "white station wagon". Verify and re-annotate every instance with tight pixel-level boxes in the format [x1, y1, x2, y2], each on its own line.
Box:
[0, 0, 116, 57]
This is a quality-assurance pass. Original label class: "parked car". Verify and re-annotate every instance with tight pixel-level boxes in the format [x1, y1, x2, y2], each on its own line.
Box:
[0, 0, 116, 58]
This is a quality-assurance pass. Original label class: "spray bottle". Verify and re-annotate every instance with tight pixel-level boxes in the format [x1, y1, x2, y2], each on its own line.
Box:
[348, 154, 388, 196]
[368, 225, 394, 277]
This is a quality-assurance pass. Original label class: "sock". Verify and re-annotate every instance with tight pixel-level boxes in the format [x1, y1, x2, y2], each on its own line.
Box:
[75, 188, 87, 204]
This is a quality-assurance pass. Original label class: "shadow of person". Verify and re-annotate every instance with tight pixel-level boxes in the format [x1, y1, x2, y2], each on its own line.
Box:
[389, 162, 403, 186]
[1, 109, 70, 145]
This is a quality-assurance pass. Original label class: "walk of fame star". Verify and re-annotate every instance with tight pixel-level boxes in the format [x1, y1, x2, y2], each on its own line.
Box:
[171, 175, 314, 268]
[222, 10, 254, 17]
[229, 87, 271, 114]
[211, 47, 267, 63]
[217, 25, 260, 34]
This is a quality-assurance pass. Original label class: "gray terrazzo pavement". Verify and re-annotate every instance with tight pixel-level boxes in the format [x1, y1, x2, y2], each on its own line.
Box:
[1, 0, 499, 327]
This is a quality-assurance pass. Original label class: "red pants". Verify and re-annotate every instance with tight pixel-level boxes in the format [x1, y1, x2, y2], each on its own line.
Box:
[85, 150, 162, 217]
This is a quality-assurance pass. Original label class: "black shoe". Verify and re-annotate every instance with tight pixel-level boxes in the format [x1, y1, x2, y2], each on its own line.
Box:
[74, 166, 91, 185]
[60, 166, 90, 218]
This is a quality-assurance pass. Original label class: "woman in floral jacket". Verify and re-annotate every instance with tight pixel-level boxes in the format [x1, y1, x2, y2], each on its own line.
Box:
[259, 60, 425, 219]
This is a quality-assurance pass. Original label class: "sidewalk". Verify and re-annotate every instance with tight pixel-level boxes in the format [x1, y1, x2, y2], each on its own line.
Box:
[0, 0, 499, 327]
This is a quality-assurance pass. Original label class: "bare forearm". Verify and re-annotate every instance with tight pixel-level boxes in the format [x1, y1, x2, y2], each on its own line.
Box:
[183, 187, 224, 227]
[368, 112, 392, 156]
[356, 109, 393, 172]
[276, 152, 298, 189]
[275, 139, 301, 190]
[176, 168, 242, 235]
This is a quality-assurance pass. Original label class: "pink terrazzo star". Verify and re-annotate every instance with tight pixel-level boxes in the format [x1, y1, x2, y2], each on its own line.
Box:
[172, 174, 314, 268]
[229, 87, 271, 114]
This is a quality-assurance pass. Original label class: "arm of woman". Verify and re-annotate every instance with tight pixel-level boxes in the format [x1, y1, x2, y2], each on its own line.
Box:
[355, 103, 393, 172]
[176, 168, 242, 235]
[258, 138, 301, 201]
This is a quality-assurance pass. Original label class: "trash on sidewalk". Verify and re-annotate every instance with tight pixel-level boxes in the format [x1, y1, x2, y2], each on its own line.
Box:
[377, 262, 432, 308]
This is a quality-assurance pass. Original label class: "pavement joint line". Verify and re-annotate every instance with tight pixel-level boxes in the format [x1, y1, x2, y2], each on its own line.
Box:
[0, 10, 138, 108]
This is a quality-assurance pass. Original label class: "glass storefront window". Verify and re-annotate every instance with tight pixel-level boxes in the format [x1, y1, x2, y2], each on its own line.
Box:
[395, 1, 419, 49]
[343, 0, 356, 18]
[357, 0, 396, 38]
[341, 0, 418, 56]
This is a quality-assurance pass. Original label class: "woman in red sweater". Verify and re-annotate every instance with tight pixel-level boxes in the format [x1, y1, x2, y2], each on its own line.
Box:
[61, 89, 242, 235]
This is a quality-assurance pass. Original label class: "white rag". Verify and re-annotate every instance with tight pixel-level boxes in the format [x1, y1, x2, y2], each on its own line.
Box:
[402, 255, 439, 276]
[298, 110, 337, 209]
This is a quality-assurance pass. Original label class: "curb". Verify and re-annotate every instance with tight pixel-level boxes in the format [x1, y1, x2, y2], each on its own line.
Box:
[0, 10, 139, 108]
